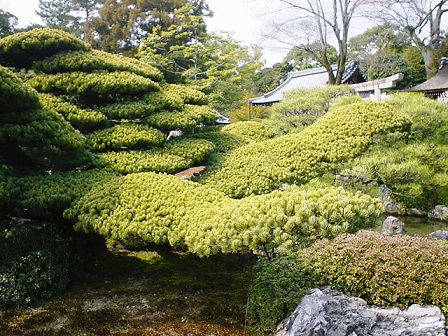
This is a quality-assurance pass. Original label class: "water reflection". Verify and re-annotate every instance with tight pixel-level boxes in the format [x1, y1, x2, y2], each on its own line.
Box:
[374, 215, 448, 236]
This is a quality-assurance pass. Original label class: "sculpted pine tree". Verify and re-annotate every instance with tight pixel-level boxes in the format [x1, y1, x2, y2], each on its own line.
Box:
[0, 28, 217, 217]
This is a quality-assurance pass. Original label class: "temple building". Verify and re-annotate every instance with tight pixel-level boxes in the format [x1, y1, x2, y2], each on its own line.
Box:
[248, 61, 365, 106]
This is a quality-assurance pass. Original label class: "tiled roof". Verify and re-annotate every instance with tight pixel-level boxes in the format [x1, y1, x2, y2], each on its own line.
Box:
[407, 62, 448, 92]
[248, 62, 362, 105]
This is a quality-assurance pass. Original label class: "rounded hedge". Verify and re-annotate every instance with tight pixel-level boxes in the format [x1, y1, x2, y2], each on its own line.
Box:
[33, 49, 163, 81]
[65, 171, 383, 256]
[0, 28, 91, 68]
[298, 231, 448, 312]
[221, 121, 276, 142]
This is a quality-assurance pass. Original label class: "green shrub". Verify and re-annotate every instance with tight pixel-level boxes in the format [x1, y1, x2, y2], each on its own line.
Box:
[0, 220, 71, 309]
[163, 137, 215, 163]
[0, 66, 40, 112]
[163, 84, 209, 105]
[270, 85, 355, 117]
[0, 28, 90, 68]
[386, 92, 448, 141]
[340, 93, 448, 209]
[96, 150, 190, 174]
[95, 138, 214, 174]
[33, 49, 163, 81]
[297, 231, 448, 313]
[247, 257, 318, 332]
[96, 100, 157, 120]
[0, 107, 93, 170]
[86, 124, 165, 151]
[191, 131, 249, 152]
[143, 105, 217, 131]
[247, 231, 448, 331]
[221, 121, 276, 142]
[142, 89, 185, 111]
[28, 71, 160, 97]
[4, 170, 117, 216]
[66, 171, 383, 256]
[199, 101, 411, 198]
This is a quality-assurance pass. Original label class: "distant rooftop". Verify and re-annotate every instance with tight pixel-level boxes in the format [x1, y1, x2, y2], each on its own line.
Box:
[407, 58, 448, 94]
[248, 61, 364, 105]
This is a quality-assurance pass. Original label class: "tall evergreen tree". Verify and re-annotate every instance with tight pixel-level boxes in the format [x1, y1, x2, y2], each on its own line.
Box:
[36, 0, 80, 35]
[138, 4, 263, 111]
[88, 0, 209, 55]
[0, 9, 17, 37]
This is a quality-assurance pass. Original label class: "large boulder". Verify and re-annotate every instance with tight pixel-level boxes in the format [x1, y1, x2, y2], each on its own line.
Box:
[276, 287, 446, 336]
[382, 216, 405, 235]
[378, 185, 405, 215]
[429, 230, 448, 241]
[428, 205, 448, 221]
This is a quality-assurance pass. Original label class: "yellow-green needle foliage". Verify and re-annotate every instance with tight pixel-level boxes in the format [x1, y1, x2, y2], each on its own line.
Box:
[66, 172, 383, 256]
[198, 101, 411, 198]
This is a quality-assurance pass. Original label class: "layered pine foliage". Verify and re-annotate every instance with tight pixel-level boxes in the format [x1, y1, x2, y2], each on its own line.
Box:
[65, 172, 383, 256]
[198, 101, 411, 198]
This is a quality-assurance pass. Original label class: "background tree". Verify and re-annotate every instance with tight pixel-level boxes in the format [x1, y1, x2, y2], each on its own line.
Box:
[348, 24, 426, 87]
[429, 33, 448, 76]
[36, 0, 104, 39]
[252, 61, 292, 94]
[262, 0, 369, 84]
[88, 0, 209, 55]
[138, 4, 263, 111]
[367, 0, 448, 76]
[285, 43, 338, 71]
[36, 0, 80, 35]
[0, 9, 17, 37]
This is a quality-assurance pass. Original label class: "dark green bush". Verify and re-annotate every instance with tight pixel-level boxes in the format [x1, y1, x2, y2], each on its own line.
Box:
[86, 124, 165, 151]
[28, 71, 160, 97]
[0, 220, 71, 309]
[143, 105, 217, 131]
[0, 28, 90, 68]
[39, 93, 109, 132]
[247, 257, 318, 332]
[0, 66, 40, 112]
[2, 170, 117, 218]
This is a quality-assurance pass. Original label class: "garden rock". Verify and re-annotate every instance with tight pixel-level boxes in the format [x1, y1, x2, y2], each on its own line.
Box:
[382, 216, 405, 235]
[428, 205, 448, 221]
[378, 185, 405, 215]
[429, 230, 448, 241]
[406, 208, 427, 217]
[276, 287, 446, 336]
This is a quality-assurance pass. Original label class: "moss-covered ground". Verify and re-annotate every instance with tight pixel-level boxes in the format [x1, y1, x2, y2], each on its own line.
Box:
[0, 243, 256, 336]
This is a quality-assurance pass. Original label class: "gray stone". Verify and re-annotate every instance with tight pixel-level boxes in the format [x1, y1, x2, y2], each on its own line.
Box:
[429, 230, 448, 241]
[276, 287, 446, 336]
[428, 205, 448, 221]
[382, 216, 405, 235]
[378, 185, 405, 215]
[406, 208, 427, 217]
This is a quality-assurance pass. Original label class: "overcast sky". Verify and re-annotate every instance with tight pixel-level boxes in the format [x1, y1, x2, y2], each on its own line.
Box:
[0, 0, 288, 66]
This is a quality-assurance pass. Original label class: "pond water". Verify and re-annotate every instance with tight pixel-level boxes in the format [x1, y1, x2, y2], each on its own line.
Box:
[374, 215, 448, 236]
